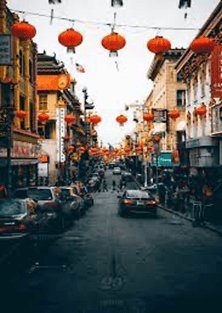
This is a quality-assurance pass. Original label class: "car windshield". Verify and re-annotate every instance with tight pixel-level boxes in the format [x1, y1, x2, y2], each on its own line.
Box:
[28, 188, 53, 200]
[126, 190, 152, 199]
[0, 199, 26, 216]
[61, 189, 71, 197]
[13, 189, 28, 199]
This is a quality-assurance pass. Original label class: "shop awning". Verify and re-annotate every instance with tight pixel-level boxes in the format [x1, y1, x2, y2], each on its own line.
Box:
[0, 159, 38, 166]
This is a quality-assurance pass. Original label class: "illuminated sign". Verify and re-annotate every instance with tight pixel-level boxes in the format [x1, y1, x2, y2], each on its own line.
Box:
[37, 74, 71, 91]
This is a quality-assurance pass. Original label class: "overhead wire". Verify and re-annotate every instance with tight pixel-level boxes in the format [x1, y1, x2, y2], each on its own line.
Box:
[10, 8, 201, 31]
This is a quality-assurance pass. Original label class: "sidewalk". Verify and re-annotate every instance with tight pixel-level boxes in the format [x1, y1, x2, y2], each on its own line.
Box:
[158, 202, 222, 236]
[133, 177, 222, 237]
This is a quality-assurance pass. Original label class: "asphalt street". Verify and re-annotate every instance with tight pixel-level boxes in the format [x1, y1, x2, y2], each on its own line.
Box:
[1, 169, 222, 313]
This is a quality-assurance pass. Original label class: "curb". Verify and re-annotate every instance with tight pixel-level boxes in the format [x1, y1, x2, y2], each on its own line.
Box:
[158, 204, 222, 237]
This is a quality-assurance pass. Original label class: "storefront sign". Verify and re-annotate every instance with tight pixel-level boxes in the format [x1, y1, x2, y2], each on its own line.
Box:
[0, 34, 12, 65]
[152, 109, 168, 123]
[38, 163, 48, 177]
[0, 141, 40, 158]
[211, 45, 222, 98]
[151, 152, 179, 167]
[212, 103, 222, 134]
[188, 147, 216, 167]
[37, 74, 70, 91]
[186, 136, 217, 149]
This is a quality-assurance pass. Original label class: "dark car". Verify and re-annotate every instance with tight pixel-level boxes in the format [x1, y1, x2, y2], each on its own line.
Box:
[0, 199, 39, 238]
[117, 189, 157, 217]
[60, 187, 84, 218]
[13, 187, 69, 232]
[79, 186, 94, 207]
[72, 184, 94, 209]
[121, 171, 134, 182]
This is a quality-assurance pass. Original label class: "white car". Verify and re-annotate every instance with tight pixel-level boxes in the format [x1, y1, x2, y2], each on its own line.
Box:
[113, 167, 121, 175]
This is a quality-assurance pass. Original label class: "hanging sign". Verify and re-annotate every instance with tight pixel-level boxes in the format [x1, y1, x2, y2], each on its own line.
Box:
[211, 45, 222, 98]
[152, 109, 168, 123]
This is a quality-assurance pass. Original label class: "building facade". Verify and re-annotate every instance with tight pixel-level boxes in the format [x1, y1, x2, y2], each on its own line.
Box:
[0, 1, 39, 190]
[147, 49, 187, 153]
[37, 52, 84, 184]
[175, 1, 222, 176]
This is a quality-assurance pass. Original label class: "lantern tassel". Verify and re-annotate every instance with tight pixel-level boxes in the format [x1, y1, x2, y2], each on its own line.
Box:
[111, 0, 123, 7]
[67, 47, 76, 53]
[178, 0, 191, 9]
[50, 9, 54, 24]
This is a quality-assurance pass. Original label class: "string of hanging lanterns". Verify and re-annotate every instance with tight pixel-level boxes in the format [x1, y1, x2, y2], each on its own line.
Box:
[11, 10, 213, 59]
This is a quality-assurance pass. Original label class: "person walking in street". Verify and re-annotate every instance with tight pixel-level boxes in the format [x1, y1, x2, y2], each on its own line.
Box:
[112, 180, 116, 192]
[102, 179, 108, 192]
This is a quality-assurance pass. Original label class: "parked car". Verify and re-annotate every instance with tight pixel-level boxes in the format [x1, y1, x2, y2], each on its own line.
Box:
[60, 186, 84, 218]
[117, 189, 157, 217]
[0, 198, 39, 239]
[121, 171, 134, 182]
[72, 184, 94, 209]
[79, 186, 94, 207]
[13, 187, 69, 232]
[113, 166, 121, 175]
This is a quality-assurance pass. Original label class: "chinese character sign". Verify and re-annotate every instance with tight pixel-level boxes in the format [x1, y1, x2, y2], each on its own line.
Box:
[211, 45, 222, 98]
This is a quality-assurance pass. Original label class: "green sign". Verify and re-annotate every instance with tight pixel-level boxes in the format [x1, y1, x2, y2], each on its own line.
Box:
[152, 152, 179, 167]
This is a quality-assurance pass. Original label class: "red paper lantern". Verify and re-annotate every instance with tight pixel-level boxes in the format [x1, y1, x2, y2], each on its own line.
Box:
[38, 113, 49, 123]
[147, 36, 171, 54]
[16, 110, 27, 119]
[64, 134, 70, 141]
[90, 115, 102, 125]
[147, 146, 154, 152]
[136, 147, 143, 154]
[190, 36, 214, 54]
[101, 32, 126, 57]
[171, 149, 180, 164]
[79, 146, 86, 153]
[194, 105, 207, 117]
[153, 134, 161, 143]
[67, 145, 75, 152]
[11, 21, 36, 40]
[168, 110, 180, 120]
[58, 28, 83, 53]
[89, 147, 98, 155]
[64, 114, 75, 125]
[116, 115, 127, 126]
[143, 113, 154, 122]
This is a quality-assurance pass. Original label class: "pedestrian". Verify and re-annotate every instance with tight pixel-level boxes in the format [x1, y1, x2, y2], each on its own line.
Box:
[112, 180, 116, 191]
[102, 179, 108, 192]
[118, 179, 123, 192]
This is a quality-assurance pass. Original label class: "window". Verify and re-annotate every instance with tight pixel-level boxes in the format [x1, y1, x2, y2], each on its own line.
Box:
[177, 72, 183, 82]
[19, 49, 24, 76]
[20, 95, 25, 130]
[29, 60, 33, 84]
[177, 90, 186, 108]
[39, 94, 48, 110]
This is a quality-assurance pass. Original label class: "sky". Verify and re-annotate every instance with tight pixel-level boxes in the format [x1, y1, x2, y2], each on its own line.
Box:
[7, 0, 220, 147]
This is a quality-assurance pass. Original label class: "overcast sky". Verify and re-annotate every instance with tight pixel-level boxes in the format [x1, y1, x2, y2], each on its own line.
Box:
[8, 0, 220, 147]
